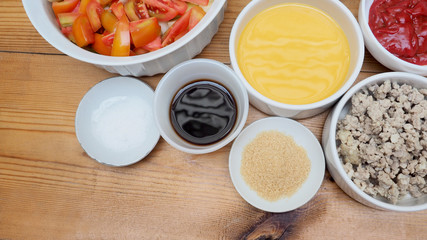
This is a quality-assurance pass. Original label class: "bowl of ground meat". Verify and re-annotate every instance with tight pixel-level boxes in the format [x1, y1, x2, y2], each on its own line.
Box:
[322, 72, 427, 211]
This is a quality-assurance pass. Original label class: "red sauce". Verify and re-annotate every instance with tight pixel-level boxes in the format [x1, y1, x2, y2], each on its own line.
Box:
[369, 0, 427, 65]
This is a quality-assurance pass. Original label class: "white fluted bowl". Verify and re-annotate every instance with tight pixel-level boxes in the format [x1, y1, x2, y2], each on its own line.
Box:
[22, 0, 226, 76]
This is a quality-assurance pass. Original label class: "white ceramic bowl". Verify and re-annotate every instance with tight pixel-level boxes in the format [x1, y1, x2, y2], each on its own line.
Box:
[229, 0, 364, 119]
[75, 76, 159, 166]
[153, 59, 249, 154]
[229, 117, 325, 213]
[322, 72, 427, 211]
[359, 0, 427, 76]
[22, 0, 226, 77]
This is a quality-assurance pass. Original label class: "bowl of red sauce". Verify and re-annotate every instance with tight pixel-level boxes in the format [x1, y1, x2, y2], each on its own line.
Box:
[359, 0, 427, 76]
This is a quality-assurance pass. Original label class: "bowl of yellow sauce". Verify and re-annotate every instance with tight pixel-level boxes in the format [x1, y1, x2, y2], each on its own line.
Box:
[229, 0, 364, 119]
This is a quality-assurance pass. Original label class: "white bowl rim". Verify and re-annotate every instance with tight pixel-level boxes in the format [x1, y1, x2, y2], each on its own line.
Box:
[328, 72, 427, 212]
[228, 116, 325, 213]
[229, 0, 365, 111]
[359, 0, 427, 72]
[153, 58, 249, 154]
[22, 0, 226, 66]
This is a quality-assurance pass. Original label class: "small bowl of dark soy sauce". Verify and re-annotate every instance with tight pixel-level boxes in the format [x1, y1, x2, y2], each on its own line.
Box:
[154, 59, 249, 154]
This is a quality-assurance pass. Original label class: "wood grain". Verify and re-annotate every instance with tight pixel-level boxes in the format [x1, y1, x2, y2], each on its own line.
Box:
[0, 0, 426, 239]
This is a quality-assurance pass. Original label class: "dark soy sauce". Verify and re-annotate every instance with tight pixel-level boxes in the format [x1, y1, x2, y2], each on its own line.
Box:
[170, 80, 237, 145]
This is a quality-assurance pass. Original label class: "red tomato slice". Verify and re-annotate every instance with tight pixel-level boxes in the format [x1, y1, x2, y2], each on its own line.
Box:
[174, 28, 188, 40]
[124, 0, 141, 21]
[111, 16, 131, 56]
[135, 1, 150, 19]
[188, 6, 205, 30]
[102, 32, 115, 46]
[153, 0, 187, 15]
[58, 12, 80, 27]
[130, 17, 161, 48]
[61, 26, 73, 39]
[86, 0, 103, 32]
[72, 1, 81, 13]
[72, 15, 95, 47]
[64, 27, 77, 43]
[52, 0, 80, 16]
[182, 0, 208, 6]
[145, 0, 178, 22]
[101, 10, 118, 33]
[167, 0, 188, 15]
[142, 36, 161, 51]
[79, 0, 90, 14]
[93, 33, 112, 55]
[99, 0, 113, 7]
[132, 47, 150, 55]
[110, 2, 126, 20]
[162, 8, 191, 47]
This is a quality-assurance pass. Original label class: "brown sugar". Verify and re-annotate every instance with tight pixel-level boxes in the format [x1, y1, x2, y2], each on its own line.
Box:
[240, 130, 311, 201]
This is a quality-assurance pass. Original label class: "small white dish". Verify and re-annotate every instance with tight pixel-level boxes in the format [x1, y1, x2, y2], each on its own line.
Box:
[229, 117, 325, 212]
[75, 77, 159, 166]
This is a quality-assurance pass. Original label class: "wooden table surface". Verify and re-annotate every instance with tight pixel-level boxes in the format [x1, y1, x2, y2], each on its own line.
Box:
[1, 0, 426, 239]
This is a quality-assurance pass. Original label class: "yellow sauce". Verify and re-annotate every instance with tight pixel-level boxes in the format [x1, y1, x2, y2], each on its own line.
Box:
[237, 3, 350, 105]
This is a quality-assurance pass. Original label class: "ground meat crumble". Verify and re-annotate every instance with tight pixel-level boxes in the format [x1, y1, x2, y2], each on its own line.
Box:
[336, 80, 427, 204]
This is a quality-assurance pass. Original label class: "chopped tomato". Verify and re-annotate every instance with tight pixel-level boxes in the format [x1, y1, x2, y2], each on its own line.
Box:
[110, 2, 126, 20]
[99, 0, 113, 6]
[52, 0, 80, 16]
[61, 26, 74, 39]
[145, 0, 178, 22]
[79, 0, 90, 14]
[65, 28, 77, 43]
[124, 0, 141, 21]
[101, 10, 118, 32]
[130, 17, 161, 48]
[172, 0, 188, 15]
[58, 12, 81, 27]
[72, 1, 81, 13]
[143, 36, 162, 51]
[133, 47, 149, 55]
[182, 0, 208, 6]
[53, 0, 209, 56]
[135, 1, 150, 19]
[86, 0, 103, 32]
[174, 28, 188, 40]
[162, 8, 191, 46]
[189, 6, 205, 30]
[150, 0, 187, 15]
[102, 32, 115, 46]
[93, 33, 112, 55]
[72, 15, 95, 47]
[111, 16, 131, 56]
